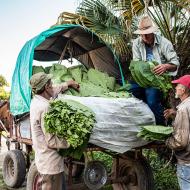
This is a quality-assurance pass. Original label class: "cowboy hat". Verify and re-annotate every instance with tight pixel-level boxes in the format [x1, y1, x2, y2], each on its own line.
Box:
[134, 16, 158, 35]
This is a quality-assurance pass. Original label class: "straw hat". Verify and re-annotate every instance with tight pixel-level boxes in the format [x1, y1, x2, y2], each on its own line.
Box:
[134, 16, 158, 35]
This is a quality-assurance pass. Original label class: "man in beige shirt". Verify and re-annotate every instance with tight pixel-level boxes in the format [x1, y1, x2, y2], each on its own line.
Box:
[164, 75, 190, 190]
[30, 72, 79, 190]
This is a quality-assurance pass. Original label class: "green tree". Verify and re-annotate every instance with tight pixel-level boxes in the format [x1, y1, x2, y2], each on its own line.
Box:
[0, 75, 10, 100]
[0, 75, 8, 87]
[54, 0, 190, 76]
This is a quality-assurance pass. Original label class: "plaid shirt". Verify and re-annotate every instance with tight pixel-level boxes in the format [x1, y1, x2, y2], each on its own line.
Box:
[132, 34, 180, 76]
[167, 97, 190, 164]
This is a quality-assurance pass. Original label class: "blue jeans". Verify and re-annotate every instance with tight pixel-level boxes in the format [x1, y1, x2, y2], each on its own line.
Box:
[129, 81, 165, 125]
[177, 164, 190, 190]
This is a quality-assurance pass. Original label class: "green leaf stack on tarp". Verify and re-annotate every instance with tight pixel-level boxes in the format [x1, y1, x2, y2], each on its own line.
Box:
[129, 60, 172, 95]
[137, 125, 173, 141]
[33, 63, 131, 98]
[44, 99, 96, 159]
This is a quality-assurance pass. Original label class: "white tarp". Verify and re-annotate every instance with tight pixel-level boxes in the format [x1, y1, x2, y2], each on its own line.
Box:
[58, 95, 155, 153]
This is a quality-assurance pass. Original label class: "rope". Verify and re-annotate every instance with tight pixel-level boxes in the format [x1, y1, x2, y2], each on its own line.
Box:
[162, 150, 174, 169]
[113, 54, 125, 86]
[58, 40, 70, 64]
[156, 150, 174, 172]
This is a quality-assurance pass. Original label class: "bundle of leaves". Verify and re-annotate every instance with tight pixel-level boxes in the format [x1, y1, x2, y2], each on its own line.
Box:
[49, 64, 69, 84]
[129, 60, 172, 95]
[87, 68, 116, 91]
[54, 64, 131, 98]
[78, 81, 109, 96]
[32, 66, 45, 75]
[137, 125, 173, 141]
[33, 63, 132, 98]
[69, 66, 83, 83]
[44, 99, 96, 159]
[102, 91, 131, 98]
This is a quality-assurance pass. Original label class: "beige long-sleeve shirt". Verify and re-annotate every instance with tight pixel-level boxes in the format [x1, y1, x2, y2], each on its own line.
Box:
[167, 96, 190, 163]
[132, 34, 180, 76]
[30, 83, 69, 174]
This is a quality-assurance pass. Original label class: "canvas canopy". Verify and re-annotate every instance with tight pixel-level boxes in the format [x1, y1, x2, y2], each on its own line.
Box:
[10, 25, 124, 116]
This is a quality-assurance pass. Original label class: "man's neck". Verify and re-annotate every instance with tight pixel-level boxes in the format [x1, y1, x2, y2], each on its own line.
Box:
[38, 91, 51, 100]
[145, 42, 154, 48]
[180, 94, 190, 102]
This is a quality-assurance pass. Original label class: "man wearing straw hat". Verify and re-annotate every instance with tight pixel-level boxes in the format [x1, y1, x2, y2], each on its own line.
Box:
[130, 15, 180, 125]
[29, 72, 80, 190]
[165, 75, 190, 190]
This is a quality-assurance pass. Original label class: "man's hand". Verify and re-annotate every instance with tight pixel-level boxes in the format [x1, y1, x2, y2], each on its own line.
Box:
[67, 80, 80, 91]
[153, 64, 168, 75]
[164, 108, 176, 120]
[153, 63, 177, 75]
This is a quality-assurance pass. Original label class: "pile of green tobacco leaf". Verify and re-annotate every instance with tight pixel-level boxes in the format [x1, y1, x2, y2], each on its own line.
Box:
[129, 60, 172, 95]
[33, 64, 131, 98]
[44, 99, 96, 159]
[137, 125, 173, 141]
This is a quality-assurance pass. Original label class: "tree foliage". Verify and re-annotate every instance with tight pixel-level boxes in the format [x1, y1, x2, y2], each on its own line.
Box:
[54, 0, 190, 76]
[54, 0, 131, 56]
[0, 75, 9, 100]
[0, 75, 8, 87]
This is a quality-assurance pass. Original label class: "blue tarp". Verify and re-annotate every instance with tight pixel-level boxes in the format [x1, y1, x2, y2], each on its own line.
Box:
[10, 25, 78, 115]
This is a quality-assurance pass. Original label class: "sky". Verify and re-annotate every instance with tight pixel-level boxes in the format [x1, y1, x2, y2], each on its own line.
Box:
[0, 0, 78, 84]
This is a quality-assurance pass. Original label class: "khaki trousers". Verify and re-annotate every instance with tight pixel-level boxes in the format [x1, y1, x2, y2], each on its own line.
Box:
[38, 172, 67, 190]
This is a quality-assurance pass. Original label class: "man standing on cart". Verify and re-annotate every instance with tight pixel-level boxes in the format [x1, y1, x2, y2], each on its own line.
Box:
[130, 16, 179, 125]
[29, 72, 80, 190]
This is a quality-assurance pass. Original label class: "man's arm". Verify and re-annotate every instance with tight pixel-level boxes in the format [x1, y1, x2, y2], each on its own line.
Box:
[166, 109, 190, 150]
[53, 80, 80, 97]
[132, 39, 142, 60]
[153, 39, 179, 75]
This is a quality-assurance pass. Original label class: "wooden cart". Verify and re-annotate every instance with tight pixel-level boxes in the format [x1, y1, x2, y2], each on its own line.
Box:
[1, 112, 158, 190]
[1, 25, 161, 190]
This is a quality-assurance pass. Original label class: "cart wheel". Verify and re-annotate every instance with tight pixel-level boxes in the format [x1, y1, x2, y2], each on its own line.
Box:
[83, 161, 107, 190]
[2, 150, 26, 188]
[112, 151, 154, 190]
[26, 161, 40, 190]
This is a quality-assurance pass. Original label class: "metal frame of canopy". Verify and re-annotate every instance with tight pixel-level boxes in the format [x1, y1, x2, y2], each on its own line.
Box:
[34, 26, 124, 80]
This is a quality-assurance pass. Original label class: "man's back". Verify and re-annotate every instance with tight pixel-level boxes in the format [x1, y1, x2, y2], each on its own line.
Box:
[30, 95, 64, 175]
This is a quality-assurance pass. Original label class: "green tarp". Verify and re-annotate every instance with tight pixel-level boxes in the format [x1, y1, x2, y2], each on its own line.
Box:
[10, 24, 125, 116]
[10, 25, 78, 115]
